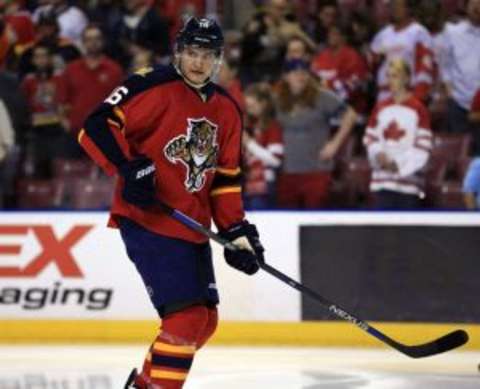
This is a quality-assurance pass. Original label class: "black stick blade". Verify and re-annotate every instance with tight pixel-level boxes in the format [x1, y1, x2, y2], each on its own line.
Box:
[400, 330, 469, 358]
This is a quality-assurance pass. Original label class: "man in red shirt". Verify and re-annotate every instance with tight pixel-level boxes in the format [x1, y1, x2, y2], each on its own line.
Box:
[3, 0, 35, 48]
[63, 24, 123, 134]
[311, 24, 370, 118]
[79, 17, 264, 389]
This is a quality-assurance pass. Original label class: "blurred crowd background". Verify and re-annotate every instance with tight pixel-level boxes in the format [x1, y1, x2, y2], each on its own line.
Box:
[0, 0, 480, 210]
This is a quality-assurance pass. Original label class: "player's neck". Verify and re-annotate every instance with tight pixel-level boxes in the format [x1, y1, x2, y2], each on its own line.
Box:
[181, 75, 211, 101]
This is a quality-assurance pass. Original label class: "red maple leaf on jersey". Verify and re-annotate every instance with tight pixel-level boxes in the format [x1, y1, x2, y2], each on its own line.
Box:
[384, 120, 406, 141]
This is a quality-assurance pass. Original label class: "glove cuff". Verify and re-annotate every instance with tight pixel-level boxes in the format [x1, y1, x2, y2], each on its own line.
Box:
[219, 220, 254, 241]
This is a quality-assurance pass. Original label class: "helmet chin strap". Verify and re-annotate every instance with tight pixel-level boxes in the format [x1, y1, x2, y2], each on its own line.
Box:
[174, 52, 223, 89]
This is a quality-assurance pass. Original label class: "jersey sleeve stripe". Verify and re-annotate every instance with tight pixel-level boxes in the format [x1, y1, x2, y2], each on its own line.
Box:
[210, 186, 242, 197]
[113, 106, 126, 126]
[216, 167, 241, 176]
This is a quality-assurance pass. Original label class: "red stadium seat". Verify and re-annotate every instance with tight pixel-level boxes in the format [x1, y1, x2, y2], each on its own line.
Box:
[342, 157, 372, 207]
[433, 182, 465, 209]
[330, 136, 359, 207]
[69, 178, 115, 209]
[17, 179, 65, 208]
[431, 133, 472, 167]
[52, 158, 99, 180]
[332, 136, 357, 178]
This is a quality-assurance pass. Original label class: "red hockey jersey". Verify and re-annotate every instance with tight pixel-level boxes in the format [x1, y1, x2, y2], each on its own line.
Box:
[311, 45, 369, 114]
[78, 65, 244, 243]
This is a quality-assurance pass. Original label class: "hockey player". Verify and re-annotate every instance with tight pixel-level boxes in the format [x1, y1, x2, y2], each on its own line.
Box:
[78, 17, 265, 389]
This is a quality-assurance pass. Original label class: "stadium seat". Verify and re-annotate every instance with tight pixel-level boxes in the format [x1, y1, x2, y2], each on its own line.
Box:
[333, 136, 357, 177]
[52, 158, 99, 180]
[330, 136, 358, 207]
[69, 178, 115, 209]
[17, 179, 65, 208]
[455, 157, 471, 182]
[424, 157, 448, 207]
[431, 133, 472, 169]
[342, 157, 371, 207]
[433, 182, 465, 209]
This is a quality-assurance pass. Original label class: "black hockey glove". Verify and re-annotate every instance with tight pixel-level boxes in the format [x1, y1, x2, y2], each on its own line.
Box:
[118, 157, 156, 208]
[219, 221, 265, 276]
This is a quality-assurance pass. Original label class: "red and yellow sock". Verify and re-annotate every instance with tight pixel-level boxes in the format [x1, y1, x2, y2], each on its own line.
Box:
[136, 305, 218, 389]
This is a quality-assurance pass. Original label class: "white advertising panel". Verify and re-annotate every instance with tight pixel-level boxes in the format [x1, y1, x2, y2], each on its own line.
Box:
[0, 212, 302, 321]
[1, 211, 478, 322]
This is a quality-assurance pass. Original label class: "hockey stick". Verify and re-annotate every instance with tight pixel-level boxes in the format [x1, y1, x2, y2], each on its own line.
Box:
[154, 201, 469, 358]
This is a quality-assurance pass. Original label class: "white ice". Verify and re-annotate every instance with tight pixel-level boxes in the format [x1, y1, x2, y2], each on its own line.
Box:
[0, 345, 478, 388]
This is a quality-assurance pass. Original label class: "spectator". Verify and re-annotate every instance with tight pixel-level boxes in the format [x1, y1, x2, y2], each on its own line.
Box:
[239, 1, 285, 84]
[20, 42, 68, 177]
[463, 157, 480, 209]
[63, 24, 123, 137]
[217, 59, 245, 112]
[130, 48, 154, 73]
[240, 0, 314, 84]
[0, 7, 16, 67]
[285, 35, 314, 61]
[364, 59, 432, 209]
[417, 0, 449, 131]
[87, 0, 122, 39]
[0, 68, 30, 146]
[111, 0, 170, 68]
[370, 0, 435, 103]
[243, 83, 284, 209]
[33, 0, 88, 45]
[311, 24, 370, 121]
[16, 11, 81, 78]
[350, 10, 376, 60]
[2, 0, 35, 48]
[441, 0, 480, 149]
[307, 0, 338, 49]
[275, 59, 357, 208]
[0, 97, 15, 207]
[159, 0, 205, 41]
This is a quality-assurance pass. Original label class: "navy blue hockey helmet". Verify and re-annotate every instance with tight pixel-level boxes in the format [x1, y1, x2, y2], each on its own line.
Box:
[176, 17, 224, 55]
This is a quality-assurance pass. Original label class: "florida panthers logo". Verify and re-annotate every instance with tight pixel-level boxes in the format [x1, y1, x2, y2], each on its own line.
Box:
[164, 118, 219, 192]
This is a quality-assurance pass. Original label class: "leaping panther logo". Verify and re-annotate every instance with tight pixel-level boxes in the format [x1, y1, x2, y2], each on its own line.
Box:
[164, 118, 219, 192]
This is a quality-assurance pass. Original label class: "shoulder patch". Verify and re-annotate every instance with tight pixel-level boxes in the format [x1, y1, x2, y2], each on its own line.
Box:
[134, 66, 154, 77]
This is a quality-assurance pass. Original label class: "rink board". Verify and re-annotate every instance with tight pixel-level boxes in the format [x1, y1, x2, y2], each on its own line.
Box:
[0, 320, 478, 350]
[0, 211, 478, 348]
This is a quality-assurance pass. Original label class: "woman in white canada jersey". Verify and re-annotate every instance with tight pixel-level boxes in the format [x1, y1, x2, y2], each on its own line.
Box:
[363, 58, 433, 209]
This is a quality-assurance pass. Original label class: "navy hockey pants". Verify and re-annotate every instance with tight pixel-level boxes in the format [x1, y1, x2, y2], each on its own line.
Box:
[119, 218, 219, 317]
